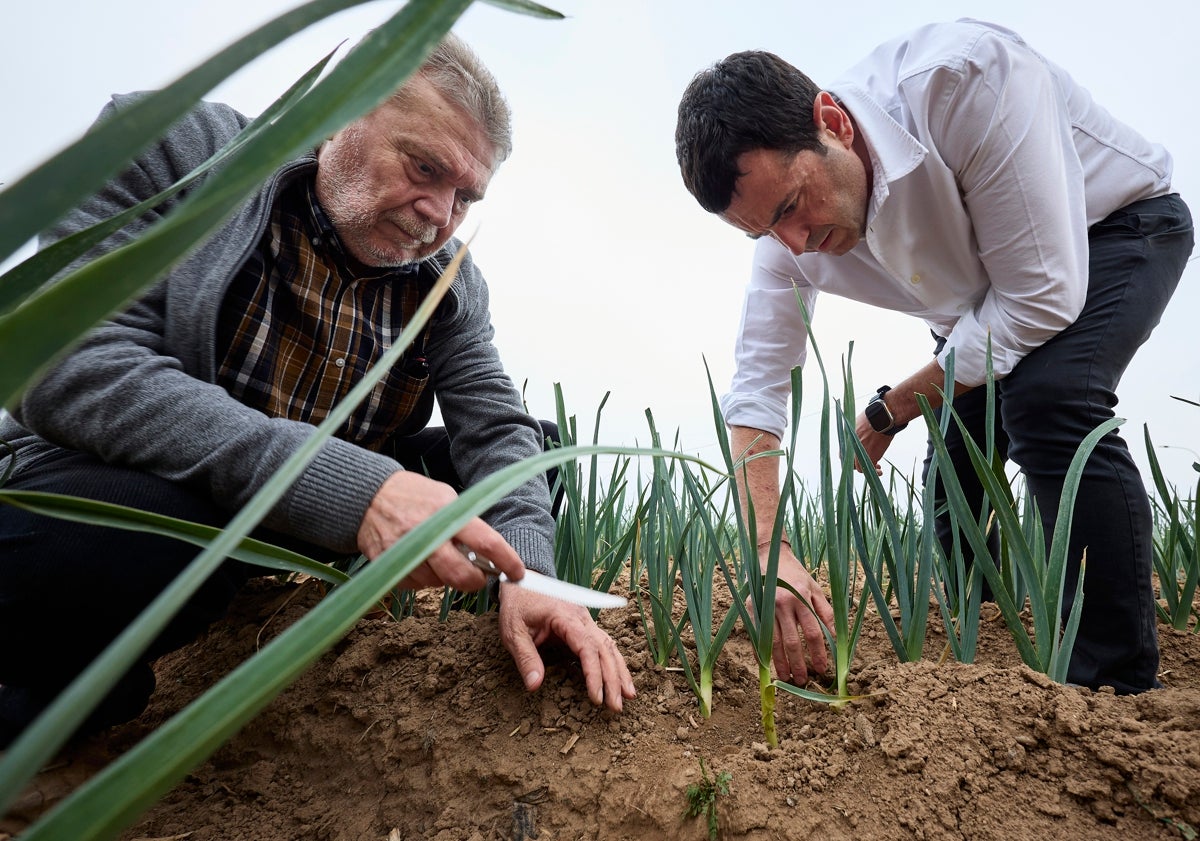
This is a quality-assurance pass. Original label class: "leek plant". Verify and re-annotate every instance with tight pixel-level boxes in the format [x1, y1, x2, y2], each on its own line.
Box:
[912, 347, 998, 662]
[996, 490, 1037, 614]
[1144, 426, 1199, 632]
[921, 352, 988, 665]
[674, 463, 743, 718]
[929, 511, 985, 665]
[551, 385, 642, 597]
[705, 359, 799, 747]
[919, 392, 1117, 682]
[783, 482, 828, 582]
[852, 467, 934, 663]
[779, 345, 872, 706]
[632, 410, 686, 668]
[763, 296, 874, 709]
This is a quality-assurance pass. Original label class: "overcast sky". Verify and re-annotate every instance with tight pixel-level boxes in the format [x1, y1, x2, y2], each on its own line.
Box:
[3, 0, 1197, 493]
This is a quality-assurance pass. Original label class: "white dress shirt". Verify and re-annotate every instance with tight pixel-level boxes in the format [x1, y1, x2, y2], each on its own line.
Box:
[721, 19, 1174, 440]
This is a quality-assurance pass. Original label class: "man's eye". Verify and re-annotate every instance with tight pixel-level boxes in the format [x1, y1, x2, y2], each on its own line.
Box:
[413, 159, 435, 176]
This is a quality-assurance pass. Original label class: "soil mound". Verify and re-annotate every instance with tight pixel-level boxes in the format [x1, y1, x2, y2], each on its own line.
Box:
[4, 576, 1198, 840]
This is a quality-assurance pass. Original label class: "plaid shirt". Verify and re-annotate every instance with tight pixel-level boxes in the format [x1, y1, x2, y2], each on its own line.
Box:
[216, 175, 434, 452]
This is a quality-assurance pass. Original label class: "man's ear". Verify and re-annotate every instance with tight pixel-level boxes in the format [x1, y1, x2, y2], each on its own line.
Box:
[812, 91, 854, 148]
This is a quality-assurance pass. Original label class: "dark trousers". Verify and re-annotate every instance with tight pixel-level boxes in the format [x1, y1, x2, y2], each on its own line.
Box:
[0, 420, 561, 740]
[922, 193, 1194, 693]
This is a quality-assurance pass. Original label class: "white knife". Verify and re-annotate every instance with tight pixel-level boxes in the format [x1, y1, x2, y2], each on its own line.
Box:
[458, 545, 627, 610]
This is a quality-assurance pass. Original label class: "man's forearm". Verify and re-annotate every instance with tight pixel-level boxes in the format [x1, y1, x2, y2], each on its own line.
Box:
[881, 358, 972, 428]
[729, 425, 787, 546]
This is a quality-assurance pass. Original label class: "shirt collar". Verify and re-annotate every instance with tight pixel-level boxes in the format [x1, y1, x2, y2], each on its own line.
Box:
[828, 83, 928, 221]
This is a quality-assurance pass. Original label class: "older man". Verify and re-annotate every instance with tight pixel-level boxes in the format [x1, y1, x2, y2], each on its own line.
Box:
[675, 19, 1193, 693]
[0, 33, 633, 747]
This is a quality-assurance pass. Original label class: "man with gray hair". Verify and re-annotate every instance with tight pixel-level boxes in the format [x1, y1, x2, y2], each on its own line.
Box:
[0, 32, 635, 747]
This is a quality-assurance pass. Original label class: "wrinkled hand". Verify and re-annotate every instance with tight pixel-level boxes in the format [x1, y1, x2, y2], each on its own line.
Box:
[757, 548, 835, 686]
[356, 471, 525, 591]
[498, 582, 636, 712]
[853, 412, 893, 475]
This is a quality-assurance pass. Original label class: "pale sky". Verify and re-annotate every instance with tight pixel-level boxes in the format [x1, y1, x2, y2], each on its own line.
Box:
[3, 0, 1197, 493]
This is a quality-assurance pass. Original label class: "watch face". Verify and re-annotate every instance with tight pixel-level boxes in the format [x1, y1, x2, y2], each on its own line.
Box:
[865, 397, 891, 432]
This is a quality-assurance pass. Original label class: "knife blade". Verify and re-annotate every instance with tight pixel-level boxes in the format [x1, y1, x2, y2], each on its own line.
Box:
[457, 545, 627, 610]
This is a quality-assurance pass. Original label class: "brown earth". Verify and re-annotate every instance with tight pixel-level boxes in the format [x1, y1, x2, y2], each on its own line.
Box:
[3, 571, 1199, 841]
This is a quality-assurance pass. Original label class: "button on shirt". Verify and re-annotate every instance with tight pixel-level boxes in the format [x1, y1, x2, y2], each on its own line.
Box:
[721, 19, 1173, 440]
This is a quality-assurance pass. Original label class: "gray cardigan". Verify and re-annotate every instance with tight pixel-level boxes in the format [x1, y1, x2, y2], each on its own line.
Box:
[0, 93, 556, 575]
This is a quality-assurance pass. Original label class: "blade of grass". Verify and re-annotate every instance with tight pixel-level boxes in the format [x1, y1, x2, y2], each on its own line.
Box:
[0, 490, 347, 585]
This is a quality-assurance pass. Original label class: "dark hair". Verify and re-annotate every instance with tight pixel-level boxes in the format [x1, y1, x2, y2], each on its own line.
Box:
[675, 50, 825, 213]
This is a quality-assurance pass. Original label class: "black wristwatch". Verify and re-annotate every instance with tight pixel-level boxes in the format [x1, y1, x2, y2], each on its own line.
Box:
[865, 386, 907, 435]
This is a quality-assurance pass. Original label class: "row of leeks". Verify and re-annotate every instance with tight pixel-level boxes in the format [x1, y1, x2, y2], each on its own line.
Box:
[542, 324, 1190, 747]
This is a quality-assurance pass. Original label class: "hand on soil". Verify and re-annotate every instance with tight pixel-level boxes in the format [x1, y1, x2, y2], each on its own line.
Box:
[760, 549, 836, 685]
[498, 582, 636, 712]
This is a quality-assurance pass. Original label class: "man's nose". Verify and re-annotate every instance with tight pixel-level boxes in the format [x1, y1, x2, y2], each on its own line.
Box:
[771, 225, 810, 256]
[415, 188, 455, 229]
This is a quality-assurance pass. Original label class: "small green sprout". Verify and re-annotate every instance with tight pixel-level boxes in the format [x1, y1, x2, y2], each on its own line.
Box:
[683, 757, 732, 841]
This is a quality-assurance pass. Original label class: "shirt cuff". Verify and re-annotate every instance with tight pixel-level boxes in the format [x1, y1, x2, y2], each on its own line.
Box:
[719, 391, 790, 441]
[273, 437, 400, 553]
[501, 526, 556, 577]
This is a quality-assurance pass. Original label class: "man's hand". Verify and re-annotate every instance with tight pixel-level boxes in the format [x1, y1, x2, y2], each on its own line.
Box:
[853, 412, 893, 475]
[498, 582, 636, 712]
[356, 470, 525, 591]
[759, 546, 835, 686]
